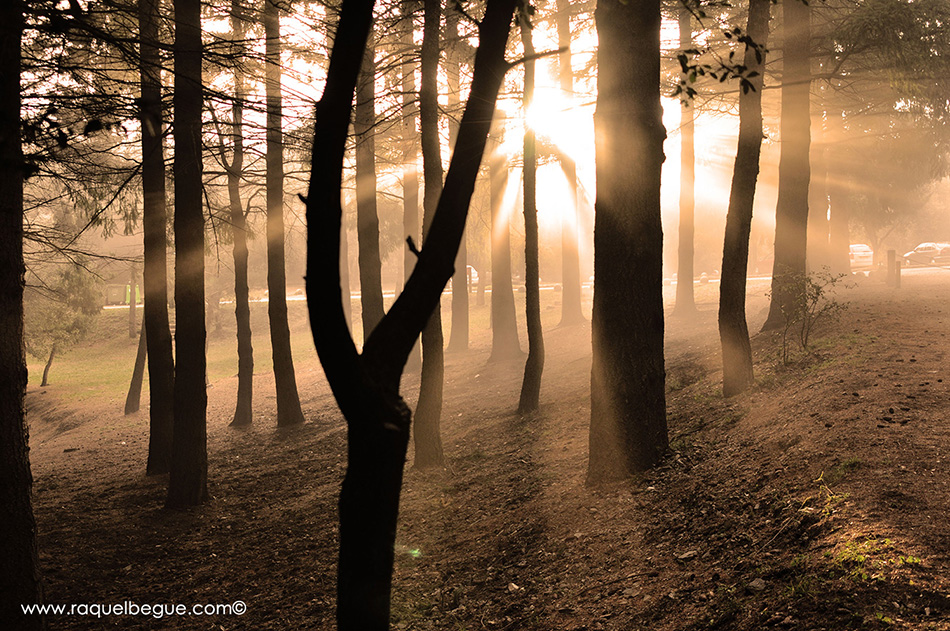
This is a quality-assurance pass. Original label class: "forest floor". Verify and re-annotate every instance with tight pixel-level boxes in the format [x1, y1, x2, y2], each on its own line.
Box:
[25, 269, 950, 630]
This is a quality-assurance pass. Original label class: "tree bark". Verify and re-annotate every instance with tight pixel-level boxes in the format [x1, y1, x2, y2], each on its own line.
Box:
[401, 0, 421, 371]
[673, 4, 697, 317]
[414, 0, 446, 469]
[264, 0, 305, 427]
[124, 331, 147, 412]
[0, 16, 45, 622]
[488, 110, 522, 361]
[167, 0, 208, 508]
[587, 0, 668, 482]
[446, 6, 469, 352]
[128, 262, 137, 337]
[762, 0, 811, 331]
[41, 344, 57, 388]
[139, 0, 175, 476]
[555, 0, 583, 326]
[518, 14, 544, 414]
[229, 0, 254, 427]
[355, 32, 385, 340]
[719, 0, 770, 398]
[304, 0, 515, 625]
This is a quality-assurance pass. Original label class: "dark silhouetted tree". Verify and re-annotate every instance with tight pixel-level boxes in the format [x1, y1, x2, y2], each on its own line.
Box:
[518, 9, 543, 414]
[719, 0, 770, 397]
[303, 0, 516, 625]
[264, 0, 305, 427]
[413, 0, 446, 468]
[587, 0, 668, 482]
[139, 0, 175, 475]
[0, 3, 46, 626]
[167, 0, 208, 508]
[762, 0, 811, 331]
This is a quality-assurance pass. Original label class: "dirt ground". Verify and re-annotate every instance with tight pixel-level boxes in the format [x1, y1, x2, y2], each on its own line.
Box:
[25, 270, 950, 630]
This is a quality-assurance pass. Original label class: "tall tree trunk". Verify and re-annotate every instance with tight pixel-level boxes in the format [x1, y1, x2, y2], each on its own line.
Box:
[762, 0, 811, 330]
[124, 331, 147, 412]
[401, 0, 421, 371]
[719, 0, 770, 397]
[140, 0, 175, 476]
[227, 0, 254, 427]
[167, 0, 208, 508]
[414, 0, 445, 469]
[340, 218, 353, 327]
[518, 14, 544, 414]
[304, 0, 515, 626]
[673, 3, 697, 316]
[489, 110, 522, 361]
[555, 0, 583, 325]
[807, 106, 829, 271]
[128, 262, 138, 337]
[587, 0, 668, 482]
[0, 11, 44, 621]
[446, 6, 469, 352]
[355, 33, 385, 340]
[264, 0, 305, 427]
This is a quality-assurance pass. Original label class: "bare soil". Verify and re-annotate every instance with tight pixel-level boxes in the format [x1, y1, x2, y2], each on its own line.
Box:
[27, 271, 950, 630]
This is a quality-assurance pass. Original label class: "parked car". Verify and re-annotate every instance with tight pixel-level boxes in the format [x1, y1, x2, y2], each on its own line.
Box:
[903, 242, 950, 267]
[849, 244, 874, 270]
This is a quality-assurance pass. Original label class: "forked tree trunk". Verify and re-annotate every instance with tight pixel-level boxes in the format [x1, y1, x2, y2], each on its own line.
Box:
[587, 0, 668, 482]
[518, 14, 544, 414]
[228, 0, 254, 427]
[355, 33, 385, 340]
[167, 0, 208, 508]
[762, 0, 811, 331]
[139, 0, 175, 476]
[719, 0, 769, 397]
[554, 0, 583, 325]
[264, 0, 305, 427]
[488, 110, 522, 361]
[414, 0, 446, 469]
[673, 3, 697, 317]
[303, 0, 515, 625]
[124, 332, 147, 412]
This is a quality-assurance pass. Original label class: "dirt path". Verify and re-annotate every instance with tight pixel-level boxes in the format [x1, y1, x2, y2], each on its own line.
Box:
[26, 271, 950, 630]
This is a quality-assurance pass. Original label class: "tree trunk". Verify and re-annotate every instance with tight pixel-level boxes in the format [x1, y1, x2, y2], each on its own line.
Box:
[807, 106, 829, 271]
[41, 344, 57, 388]
[446, 6, 469, 353]
[518, 15, 544, 414]
[554, 0, 583, 326]
[827, 115, 852, 276]
[264, 0, 305, 427]
[139, 0, 175, 476]
[355, 33, 385, 340]
[673, 4, 697, 317]
[128, 262, 137, 337]
[167, 0, 208, 508]
[0, 15, 45, 621]
[762, 0, 811, 331]
[587, 0, 668, 482]
[124, 331, 147, 412]
[414, 0, 446, 469]
[228, 0, 254, 427]
[401, 0, 421, 371]
[719, 0, 770, 398]
[489, 110, 522, 361]
[304, 0, 515, 624]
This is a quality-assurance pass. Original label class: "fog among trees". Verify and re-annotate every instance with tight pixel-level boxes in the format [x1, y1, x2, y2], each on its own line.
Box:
[4, 0, 950, 629]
